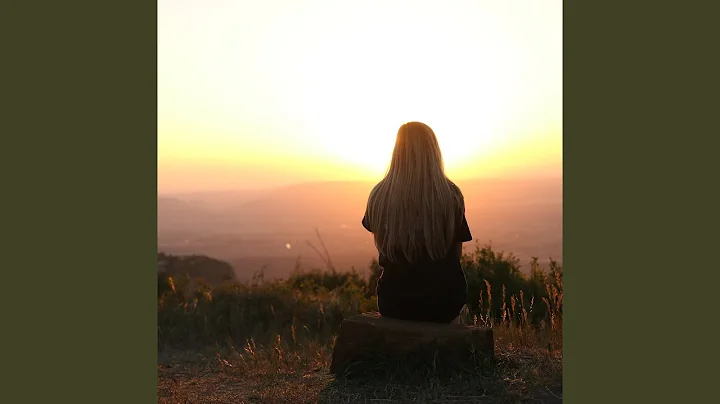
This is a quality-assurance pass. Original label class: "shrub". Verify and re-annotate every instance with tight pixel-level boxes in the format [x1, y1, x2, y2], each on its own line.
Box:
[157, 244, 562, 352]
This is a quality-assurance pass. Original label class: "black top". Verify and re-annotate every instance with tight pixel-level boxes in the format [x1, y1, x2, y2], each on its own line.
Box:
[361, 201, 473, 323]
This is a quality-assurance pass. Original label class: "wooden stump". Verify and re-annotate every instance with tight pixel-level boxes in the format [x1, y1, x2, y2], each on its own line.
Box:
[330, 312, 494, 377]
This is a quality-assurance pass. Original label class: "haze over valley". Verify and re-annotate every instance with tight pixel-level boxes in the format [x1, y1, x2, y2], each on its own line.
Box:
[158, 176, 562, 281]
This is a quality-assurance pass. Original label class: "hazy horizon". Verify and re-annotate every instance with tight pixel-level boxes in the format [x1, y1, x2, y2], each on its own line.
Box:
[158, 167, 563, 196]
[158, 177, 562, 280]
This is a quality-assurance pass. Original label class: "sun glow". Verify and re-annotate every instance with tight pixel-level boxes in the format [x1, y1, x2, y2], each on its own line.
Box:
[272, 2, 529, 176]
[158, 0, 562, 192]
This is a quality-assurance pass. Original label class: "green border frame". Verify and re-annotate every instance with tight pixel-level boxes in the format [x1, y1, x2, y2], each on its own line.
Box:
[564, 1, 717, 403]
[3, 1, 157, 402]
[3, 1, 717, 403]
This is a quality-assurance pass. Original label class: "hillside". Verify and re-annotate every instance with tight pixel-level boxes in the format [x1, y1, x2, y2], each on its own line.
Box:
[158, 245, 563, 403]
[157, 253, 237, 287]
[158, 176, 562, 280]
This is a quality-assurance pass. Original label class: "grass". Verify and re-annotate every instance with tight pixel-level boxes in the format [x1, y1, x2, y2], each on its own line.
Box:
[158, 244, 563, 403]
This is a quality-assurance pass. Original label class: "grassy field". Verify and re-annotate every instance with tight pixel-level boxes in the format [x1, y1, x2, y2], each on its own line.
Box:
[158, 244, 563, 403]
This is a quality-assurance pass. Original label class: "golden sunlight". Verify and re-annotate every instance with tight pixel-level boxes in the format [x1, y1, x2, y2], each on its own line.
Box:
[158, 0, 562, 191]
[273, 2, 526, 175]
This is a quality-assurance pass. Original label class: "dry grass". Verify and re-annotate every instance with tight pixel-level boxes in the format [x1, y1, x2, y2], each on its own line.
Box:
[158, 327, 562, 403]
[158, 246, 563, 403]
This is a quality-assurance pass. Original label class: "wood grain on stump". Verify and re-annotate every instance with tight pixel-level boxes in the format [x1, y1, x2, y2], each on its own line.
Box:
[330, 312, 494, 376]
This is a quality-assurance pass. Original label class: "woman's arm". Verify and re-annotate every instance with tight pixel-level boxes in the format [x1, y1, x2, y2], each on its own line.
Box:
[361, 212, 372, 233]
[450, 183, 472, 259]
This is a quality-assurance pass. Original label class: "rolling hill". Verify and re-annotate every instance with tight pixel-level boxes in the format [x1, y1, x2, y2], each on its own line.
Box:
[158, 176, 562, 280]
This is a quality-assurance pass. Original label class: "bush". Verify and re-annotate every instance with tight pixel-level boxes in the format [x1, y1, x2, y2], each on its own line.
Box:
[157, 244, 562, 351]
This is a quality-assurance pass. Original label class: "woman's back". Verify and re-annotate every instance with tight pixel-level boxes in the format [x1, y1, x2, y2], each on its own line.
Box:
[362, 122, 473, 323]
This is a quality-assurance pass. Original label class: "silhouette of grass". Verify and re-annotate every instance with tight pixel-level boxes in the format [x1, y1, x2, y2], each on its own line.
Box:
[158, 243, 562, 403]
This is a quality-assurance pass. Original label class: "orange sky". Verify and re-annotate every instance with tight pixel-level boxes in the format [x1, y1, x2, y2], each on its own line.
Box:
[158, 0, 562, 194]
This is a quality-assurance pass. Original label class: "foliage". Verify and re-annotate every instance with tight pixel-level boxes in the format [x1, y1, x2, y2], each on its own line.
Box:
[157, 252, 237, 292]
[158, 243, 563, 403]
[158, 243, 562, 351]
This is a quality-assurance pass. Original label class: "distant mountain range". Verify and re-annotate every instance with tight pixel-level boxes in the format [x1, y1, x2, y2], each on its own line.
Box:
[158, 176, 562, 279]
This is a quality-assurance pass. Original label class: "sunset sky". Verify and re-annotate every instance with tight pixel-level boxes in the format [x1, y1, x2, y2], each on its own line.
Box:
[158, 0, 562, 194]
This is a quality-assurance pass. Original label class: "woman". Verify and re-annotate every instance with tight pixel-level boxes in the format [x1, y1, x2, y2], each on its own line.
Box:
[362, 122, 473, 323]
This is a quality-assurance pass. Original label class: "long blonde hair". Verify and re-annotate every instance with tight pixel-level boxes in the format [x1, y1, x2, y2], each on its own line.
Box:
[366, 122, 464, 262]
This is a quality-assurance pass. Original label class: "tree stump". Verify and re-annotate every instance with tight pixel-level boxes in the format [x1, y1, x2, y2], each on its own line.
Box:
[330, 312, 494, 377]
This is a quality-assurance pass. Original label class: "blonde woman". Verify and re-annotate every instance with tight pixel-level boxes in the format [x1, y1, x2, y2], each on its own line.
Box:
[362, 122, 472, 323]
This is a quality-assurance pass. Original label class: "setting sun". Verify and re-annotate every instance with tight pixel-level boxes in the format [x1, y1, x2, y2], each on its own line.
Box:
[158, 0, 562, 193]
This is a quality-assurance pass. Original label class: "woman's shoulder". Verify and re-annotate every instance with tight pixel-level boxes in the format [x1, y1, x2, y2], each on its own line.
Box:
[446, 179, 466, 214]
[446, 179, 464, 197]
[368, 180, 386, 197]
